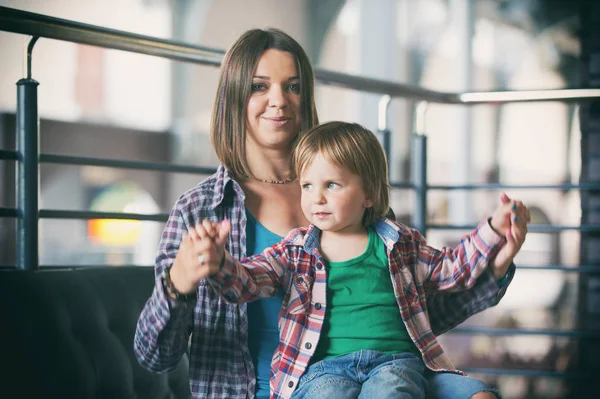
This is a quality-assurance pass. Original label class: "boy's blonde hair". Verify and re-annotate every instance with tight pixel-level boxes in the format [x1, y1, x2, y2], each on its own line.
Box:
[293, 121, 390, 227]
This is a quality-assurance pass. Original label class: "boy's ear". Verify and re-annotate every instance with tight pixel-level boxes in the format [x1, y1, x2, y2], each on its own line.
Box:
[363, 199, 373, 208]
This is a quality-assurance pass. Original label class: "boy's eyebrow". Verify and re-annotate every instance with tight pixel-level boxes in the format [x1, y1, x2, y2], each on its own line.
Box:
[253, 75, 300, 80]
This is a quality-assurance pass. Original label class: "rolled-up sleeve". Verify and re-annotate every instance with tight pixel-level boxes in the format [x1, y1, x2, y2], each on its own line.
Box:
[133, 205, 195, 373]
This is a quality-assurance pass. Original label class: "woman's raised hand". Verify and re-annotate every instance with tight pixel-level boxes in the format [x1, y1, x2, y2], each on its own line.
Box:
[168, 219, 231, 294]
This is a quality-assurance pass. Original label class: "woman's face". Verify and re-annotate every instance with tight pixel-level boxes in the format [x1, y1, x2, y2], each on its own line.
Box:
[246, 49, 302, 152]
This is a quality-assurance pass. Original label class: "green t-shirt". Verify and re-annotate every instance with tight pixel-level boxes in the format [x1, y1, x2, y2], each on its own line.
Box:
[313, 227, 419, 362]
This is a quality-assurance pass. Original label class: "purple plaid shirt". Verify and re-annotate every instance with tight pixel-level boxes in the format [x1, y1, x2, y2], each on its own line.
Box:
[134, 165, 515, 399]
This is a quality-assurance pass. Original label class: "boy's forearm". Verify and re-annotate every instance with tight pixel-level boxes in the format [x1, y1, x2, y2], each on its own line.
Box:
[424, 220, 505, 291]
[207, 253, 281, 303]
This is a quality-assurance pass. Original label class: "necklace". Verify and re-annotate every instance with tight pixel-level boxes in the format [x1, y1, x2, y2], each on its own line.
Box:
[253, 177, 297, 185]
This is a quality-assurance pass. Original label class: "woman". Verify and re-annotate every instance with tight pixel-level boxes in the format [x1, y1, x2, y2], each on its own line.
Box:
[134, 28, 511, 399]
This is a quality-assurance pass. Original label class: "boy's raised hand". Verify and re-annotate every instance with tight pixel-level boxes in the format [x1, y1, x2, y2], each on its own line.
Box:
[489, 193, 531, 279]
[168, 219, 231, 295]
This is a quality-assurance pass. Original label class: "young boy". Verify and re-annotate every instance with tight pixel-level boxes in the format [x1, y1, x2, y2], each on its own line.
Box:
[189, 121, 530, 399]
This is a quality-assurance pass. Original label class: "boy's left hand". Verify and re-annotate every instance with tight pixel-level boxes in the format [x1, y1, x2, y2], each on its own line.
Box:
[490, 193, 531, 280]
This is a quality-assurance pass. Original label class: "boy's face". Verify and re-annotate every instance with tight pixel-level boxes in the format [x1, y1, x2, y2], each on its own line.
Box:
[300, 153, 373, 235]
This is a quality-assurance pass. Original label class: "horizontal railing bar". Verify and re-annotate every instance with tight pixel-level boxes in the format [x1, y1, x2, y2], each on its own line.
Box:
[314, 69, 456, 102]
[0, 207, 18, 217]
[428, 224, 600, 233]
[517, 264, 599, 273]
[390, 182, 415, 189]
[25, 263, 598, 274]
[39, 209, 169, 222]
[30, 154, 600, 192]
[0, 149, 18, 160]
[40, 153, 218, 174]
[38, 264, 152, 268]
[0, 6, 224, 67]
[10, 150, 600, 193]
[462, 368, 590, 379]
[449, 326, 600, 338]
[1, 6, 599, 104]
[460, 88, 600, 104]
[427, 182, 600, 191]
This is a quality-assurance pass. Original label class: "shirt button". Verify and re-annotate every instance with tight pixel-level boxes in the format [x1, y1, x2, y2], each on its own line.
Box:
[316, 263, 323, 270]
[305, 342, 312, 350]
[288, 381, 294, 388]
[296, 277, 303, 284]
[314, 303, 322, 310]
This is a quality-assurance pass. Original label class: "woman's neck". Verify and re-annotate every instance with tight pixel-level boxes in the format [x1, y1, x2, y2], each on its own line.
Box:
[245, 148, 293, 182]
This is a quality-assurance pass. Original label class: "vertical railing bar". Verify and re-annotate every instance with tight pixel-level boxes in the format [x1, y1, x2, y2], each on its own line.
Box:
[411, 101, 428, 234]
[377, 94, 392, 177]
[16, 36, 40, 270]
[25, 36, 39, 79]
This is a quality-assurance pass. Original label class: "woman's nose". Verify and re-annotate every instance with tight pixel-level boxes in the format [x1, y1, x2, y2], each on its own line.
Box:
[268, 85, 288, 108]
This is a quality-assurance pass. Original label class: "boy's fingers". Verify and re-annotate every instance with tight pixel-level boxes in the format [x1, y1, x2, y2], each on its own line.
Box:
[201, 218, 216, 238]
[188, 228, 200, 242]
[500, 192, 511, 205]
[196, 223, 211, 241]
[216, 220, 232, 245]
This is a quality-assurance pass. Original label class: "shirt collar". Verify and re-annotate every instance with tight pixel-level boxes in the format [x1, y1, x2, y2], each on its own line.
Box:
[210, 164, 245, 210]
[289, 217, 401, 254]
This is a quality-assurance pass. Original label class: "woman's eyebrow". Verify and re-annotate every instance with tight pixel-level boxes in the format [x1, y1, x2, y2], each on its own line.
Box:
[252, 75, 300, 80]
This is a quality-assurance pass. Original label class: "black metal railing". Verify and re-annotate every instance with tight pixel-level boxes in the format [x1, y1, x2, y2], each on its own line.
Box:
[0, 5, 599, 381]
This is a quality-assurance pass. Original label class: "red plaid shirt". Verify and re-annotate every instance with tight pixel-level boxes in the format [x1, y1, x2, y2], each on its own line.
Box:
[208, 217, 506, 399]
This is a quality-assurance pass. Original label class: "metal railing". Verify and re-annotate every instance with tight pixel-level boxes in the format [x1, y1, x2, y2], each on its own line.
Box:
[0, 5, 598, 380]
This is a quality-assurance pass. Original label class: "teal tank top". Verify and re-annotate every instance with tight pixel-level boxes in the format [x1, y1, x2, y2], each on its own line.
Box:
[245, 208, 283, 399]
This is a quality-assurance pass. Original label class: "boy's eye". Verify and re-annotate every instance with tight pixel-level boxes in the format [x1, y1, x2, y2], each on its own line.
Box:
[301, 183, 312, 190]
[327, 182, 339, 189]
[251, 83, 267, 92]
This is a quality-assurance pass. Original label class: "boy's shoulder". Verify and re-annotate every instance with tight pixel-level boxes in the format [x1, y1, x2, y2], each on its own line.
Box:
[374, 217, 422, 243]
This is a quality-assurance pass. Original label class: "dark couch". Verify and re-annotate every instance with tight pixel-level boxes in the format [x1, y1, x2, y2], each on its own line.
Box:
[0, 267, 191, 399]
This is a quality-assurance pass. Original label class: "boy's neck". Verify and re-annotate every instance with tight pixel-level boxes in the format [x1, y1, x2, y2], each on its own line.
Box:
[319, 228, 370, 263]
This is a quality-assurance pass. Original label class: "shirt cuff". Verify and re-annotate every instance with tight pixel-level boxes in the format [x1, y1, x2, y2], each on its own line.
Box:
[495, 263, 515, 288]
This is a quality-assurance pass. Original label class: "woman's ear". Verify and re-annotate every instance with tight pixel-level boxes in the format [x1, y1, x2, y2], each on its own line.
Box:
[363, 199, 373, 208]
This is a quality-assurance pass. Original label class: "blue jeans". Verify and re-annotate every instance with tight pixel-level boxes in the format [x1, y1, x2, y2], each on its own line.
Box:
[425, 370, 501, 399]
[291, 350, 427, 399]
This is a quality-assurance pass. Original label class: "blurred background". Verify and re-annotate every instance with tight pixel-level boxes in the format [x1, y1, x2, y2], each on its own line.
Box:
[0, 0, 597, 398]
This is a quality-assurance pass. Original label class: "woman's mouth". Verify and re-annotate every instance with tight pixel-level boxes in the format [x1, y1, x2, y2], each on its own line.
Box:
[265, 117, 291, 127]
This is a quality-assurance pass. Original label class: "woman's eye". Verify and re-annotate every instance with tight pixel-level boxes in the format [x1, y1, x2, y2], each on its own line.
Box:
[287, 83, 300, 93]
[251, 83, 266, 92]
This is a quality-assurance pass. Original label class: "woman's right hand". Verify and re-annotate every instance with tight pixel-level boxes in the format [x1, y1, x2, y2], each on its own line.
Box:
[169, 219, 231, 294]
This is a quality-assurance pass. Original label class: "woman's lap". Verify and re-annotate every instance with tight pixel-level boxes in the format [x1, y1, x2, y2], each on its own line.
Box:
[425, 371, 501, 399]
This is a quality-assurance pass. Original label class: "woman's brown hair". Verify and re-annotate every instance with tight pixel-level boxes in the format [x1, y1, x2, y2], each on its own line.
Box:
[210, 28, 319, 180]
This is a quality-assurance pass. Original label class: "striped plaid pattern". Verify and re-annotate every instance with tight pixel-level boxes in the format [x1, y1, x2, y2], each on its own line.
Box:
[208, 218, 508, 399]
[134, 164, 514, 399]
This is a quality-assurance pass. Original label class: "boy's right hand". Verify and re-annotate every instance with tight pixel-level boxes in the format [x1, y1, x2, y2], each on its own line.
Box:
[169, 219, 231, 294]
